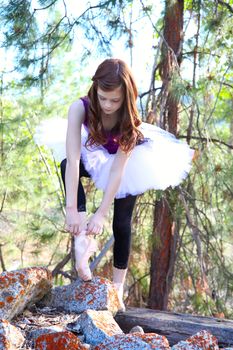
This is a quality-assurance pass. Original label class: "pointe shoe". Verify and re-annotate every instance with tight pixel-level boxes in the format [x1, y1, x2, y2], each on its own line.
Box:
[74, 231, 97, 281]
[114, 282, 126, 312]
[113, 267, 127, 312]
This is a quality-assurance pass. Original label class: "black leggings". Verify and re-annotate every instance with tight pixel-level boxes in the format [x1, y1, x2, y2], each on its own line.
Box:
[60, 159, 137, 269]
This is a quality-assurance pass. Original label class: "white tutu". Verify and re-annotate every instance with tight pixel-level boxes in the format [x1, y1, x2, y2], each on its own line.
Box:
[34, 118, 68, 161]
[34, 118, 194, 198]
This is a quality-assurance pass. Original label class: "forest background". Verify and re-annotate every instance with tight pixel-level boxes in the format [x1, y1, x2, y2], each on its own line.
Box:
[0, 0, 232, 318]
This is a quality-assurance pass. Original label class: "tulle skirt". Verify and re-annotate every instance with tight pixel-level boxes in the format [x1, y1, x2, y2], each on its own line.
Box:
[34, 118, 194, 198]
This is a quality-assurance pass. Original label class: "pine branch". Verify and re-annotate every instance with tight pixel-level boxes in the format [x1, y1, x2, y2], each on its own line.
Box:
[222, 82, 233, 89]
[217, 0, 233, 14]
[52, 252, 71, 277]
[0, 190, 7, 213]
[178, 135, 233, 149]
[187, 0, 201, 144]
[140, 0, 181, 70]
[178, 189, 205, 277]
[0, 243, 6, 272]
[74, 2, 113, 23]
[139, 87, 162, 99]
[182, 50, 221, 58]
[54, 270, 74, 281]
[33, 0, 58, 11]
[90, 235, 114, 272]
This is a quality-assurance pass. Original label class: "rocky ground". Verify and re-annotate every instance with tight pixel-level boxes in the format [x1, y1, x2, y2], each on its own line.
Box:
[0, 267, 232, 349]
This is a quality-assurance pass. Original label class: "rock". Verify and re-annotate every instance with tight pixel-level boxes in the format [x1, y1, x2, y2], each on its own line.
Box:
[39, 276, 121, 314]
[172, 341, 205, 350]
[72, 309, 123, 346]
[171, 330, 219, 349]
[29, 325, 64, 345]
[34, 331, 89, 350]
[0, 267, 52, 320]
[0, 318, 25, 349]
[129, 325, 144, 334]
[93, 332, 170, 349]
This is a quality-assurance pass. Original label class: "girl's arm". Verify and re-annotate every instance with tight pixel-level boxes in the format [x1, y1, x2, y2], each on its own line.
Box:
[65, 99, 86, 235]
[87, 148, 131, 235]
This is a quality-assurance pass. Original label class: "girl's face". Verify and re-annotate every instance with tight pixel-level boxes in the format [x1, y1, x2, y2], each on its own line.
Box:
[97, 86, 124, 116]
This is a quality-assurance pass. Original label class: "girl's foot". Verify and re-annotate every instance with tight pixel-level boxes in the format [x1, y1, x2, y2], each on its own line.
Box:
[114, 282, 126, 312]
[74, 231, 97, 281]
[113, 267, 127, 312]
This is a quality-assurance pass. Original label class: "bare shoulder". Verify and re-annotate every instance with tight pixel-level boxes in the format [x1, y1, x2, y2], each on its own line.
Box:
[68, 99, 86, 126]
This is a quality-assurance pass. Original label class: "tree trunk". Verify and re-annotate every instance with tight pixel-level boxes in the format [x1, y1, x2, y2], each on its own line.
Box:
[148, 0, 184, 310]
[148, 198, 178, 310]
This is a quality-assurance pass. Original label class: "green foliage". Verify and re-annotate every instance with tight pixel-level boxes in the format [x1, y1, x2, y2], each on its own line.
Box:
[0, 48, 90, 273]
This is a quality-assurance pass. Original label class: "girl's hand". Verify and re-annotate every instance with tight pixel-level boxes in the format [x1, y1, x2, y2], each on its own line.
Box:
[86, 210, 105, 236]
[65, 208, 87, 236]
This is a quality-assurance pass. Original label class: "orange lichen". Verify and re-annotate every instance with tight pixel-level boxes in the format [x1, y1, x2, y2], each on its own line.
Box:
[186, 330, 218, 349]
[19, 273, 26, 283]
[0, 276, 10, 288]
[134, 333, 170, 348]
[35, 331, 85, 350]
[0, 267, 52, 321]
[98, 277, 107, 284]
[93, 333, 170, 350]
[0, 335, 11, 348]
[6, 296, 14, 304]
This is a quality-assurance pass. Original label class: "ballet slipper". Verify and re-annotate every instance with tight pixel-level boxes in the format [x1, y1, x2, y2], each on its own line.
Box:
[74, 230, 97, 281]
[113, 267, 127, 312]
[114, 282, 126, 312]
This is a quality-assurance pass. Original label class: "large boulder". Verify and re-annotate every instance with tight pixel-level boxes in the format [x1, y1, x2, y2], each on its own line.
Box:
[39, 276, 121, 314]
[70, 309, 123, 346]
[0, 267, 52, 320]
[0, 319, 25, 349]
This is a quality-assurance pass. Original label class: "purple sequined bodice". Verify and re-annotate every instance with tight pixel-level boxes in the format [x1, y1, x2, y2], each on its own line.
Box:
[80, 96, 119, 154]
[102, 132, 119, 154]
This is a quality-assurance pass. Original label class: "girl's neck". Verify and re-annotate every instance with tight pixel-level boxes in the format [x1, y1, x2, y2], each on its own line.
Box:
[101, 111, 119, 131]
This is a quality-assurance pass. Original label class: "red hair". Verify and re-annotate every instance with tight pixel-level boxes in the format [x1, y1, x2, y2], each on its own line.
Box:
[86, 58, 144, 153]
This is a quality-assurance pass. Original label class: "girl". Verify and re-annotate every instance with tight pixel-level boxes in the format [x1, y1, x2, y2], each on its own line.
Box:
[36, 58, 194, 310]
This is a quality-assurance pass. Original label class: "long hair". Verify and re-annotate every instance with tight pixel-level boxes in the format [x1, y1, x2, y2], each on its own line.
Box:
[86, 58, 144, 153]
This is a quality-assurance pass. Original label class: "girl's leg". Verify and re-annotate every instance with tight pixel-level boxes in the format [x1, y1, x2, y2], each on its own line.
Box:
[112, 195, 137, 309]
[60, 158, 95, 281]
[60, 158, 90, 212]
